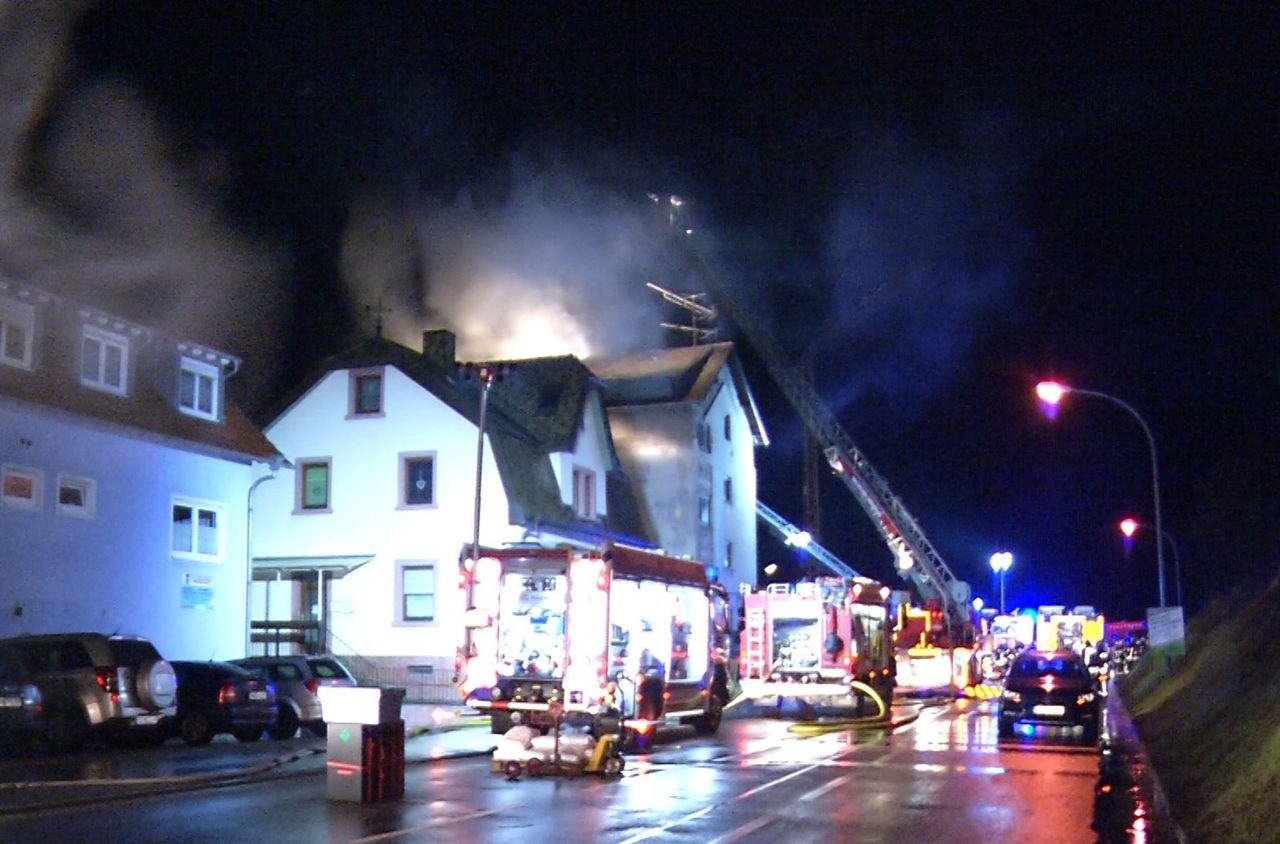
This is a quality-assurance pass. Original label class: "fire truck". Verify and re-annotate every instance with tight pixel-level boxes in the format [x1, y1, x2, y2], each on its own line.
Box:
[454, 543, 733, 738]
[738, 577, 896, 711]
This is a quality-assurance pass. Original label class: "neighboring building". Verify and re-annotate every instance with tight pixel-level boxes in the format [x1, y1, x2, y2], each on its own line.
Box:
[587, 342, 769, 612]
[249, 330, 649, 698]
[0, 277, 282, 660]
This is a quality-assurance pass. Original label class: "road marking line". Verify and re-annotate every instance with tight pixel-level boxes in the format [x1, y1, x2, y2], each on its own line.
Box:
[706, 813, 779, 844]
[617, 805, 715, 844]
[800, 772, 852, 801]
[350, 809, 496, 843]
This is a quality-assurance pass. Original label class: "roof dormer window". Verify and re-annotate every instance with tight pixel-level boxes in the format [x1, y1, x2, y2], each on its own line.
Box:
[0, 298, 34, 371]
[80, 326, 129, 396]
[179, 357, 220, 421]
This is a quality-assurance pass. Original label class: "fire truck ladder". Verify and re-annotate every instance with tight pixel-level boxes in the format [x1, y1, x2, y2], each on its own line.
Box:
[683, 242, 970, 629]
[756, 501, 861, 580]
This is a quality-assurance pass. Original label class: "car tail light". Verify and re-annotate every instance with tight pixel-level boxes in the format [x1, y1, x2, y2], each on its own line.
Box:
[95, 667, 119, 701]
[218, 683, 239, 705]
[304, 679, 320, 695]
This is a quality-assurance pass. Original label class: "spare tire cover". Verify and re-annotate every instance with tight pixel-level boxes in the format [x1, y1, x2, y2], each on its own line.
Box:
[137, 659, 178, 709]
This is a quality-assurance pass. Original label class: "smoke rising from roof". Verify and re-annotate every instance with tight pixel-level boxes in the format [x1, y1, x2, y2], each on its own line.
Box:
[340, 156, 670, 363]
[0, 1, 286, 401]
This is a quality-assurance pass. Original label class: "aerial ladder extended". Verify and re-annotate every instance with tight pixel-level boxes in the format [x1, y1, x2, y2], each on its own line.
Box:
[663, 207, 971, 632]
[756, 501, 861, 580]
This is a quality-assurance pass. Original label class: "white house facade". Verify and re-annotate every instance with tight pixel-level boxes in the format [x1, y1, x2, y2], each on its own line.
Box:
[249, 330, 646, 699]
[0, 278, 281, 661]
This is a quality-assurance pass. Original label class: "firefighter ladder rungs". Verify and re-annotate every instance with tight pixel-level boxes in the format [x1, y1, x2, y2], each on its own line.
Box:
[755, 501, 861, 580]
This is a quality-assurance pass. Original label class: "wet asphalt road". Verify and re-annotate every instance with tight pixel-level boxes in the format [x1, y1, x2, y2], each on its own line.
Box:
[0, 693, 1182, 842]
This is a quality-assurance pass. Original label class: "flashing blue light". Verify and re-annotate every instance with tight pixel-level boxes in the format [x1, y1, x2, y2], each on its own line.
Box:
[1016, 722, 1036, 736]
[1021, 607, 1039, 619]
[705, 566, 719, 582]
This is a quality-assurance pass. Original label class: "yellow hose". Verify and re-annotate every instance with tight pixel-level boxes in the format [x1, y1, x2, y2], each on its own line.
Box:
[784, 681, 888, 735]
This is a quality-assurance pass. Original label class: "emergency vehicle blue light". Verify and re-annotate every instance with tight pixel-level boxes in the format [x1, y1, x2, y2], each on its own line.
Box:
[705, 566, 719, 581]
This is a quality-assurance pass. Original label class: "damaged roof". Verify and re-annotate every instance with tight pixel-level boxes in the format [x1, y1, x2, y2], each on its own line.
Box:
[587, 342, 769, 447]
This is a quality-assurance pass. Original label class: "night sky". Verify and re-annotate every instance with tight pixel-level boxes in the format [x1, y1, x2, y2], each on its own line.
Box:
[35, 3, 1277, 619]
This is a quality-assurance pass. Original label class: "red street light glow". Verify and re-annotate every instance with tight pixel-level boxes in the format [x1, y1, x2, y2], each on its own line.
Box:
[1119, 518, 1139, 538]
[1035, 381, 1069, 404]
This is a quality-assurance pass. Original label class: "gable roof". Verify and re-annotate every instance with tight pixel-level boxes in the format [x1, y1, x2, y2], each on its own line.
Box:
[0, 282, 279, 466]
[587, 342, 769, 447]
[269, 332, 653, 545]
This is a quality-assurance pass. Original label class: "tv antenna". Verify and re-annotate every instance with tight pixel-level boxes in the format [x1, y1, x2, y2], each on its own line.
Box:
[646, 282, 718, 345]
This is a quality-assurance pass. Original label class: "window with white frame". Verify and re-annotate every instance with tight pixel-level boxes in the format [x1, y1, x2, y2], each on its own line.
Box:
[178, 357, 219, 420]
[350, 369, 384, 416]
[572, 467, 596, 519]
[395, 561, 437, 624]
[80, 326, 129, 395]
[698, 495, 711, 526]
[1, 465, 41, 510]
[400, 453, 435, 507]
[171, 498, 223, 560]
[296, 459, 332, 512]
[56, 475, 95, 518]
[0, 299, 34, 370]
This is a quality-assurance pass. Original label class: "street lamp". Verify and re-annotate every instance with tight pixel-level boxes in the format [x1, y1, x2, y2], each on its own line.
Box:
[1036, 380, 1168, 608]
[460, 362, 512, 562]
[989, 551, 1013, 613]
[1119, 517, 1183, 608]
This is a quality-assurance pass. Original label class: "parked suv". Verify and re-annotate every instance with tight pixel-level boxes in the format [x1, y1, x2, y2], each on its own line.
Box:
[0, 633, 177, 751]
[232, 655, 356, 739]
[169, 661, 278, 746]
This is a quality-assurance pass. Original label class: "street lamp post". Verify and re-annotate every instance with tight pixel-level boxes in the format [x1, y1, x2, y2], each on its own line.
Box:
[468, 364, 499, 563]
[989, 551, 1013, 614]
[1036, 381, 1167, 608]
[1119, 518, 1183, 608]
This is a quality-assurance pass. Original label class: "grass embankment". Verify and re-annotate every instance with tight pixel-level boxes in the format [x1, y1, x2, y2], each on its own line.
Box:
[1119, 577, 1280, 843]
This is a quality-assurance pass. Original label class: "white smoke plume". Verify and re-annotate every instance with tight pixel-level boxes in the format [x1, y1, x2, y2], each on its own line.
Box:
[340, 156, 671, 363]
[0, 1, 286, 401]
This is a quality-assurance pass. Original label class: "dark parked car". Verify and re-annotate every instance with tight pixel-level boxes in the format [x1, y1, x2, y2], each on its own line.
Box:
[998, 649, 1100, 743]
[0, 646, 43, 750]
[169, 661, 278, 746]
[232, 655, 356, 739]
[0, 633, 177, 751]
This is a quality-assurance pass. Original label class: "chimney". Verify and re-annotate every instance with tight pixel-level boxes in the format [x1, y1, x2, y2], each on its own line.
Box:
[422, 329, 456, 369]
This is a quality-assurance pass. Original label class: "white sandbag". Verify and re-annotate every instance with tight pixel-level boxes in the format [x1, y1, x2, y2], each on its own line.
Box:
[501, 725, 537, 746]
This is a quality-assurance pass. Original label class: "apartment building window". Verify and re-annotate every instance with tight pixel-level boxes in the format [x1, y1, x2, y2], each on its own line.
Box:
[178, 357, 219, 420]
[699, 495, 711, 526]
[1, 465, 41, 510]
[56, 475, 96, 518]
[723, 413, 731, 441]
[296, 459, 332, 512]
[80, 326, 129, 395]
[350, 369, 384, 416]
[724, 476, 733, 504]
[0, 299, 34, 370]
[396, 561, 436, 624]
[400, 453, 436, 507]
[172, 498, 223, 560]
[726, 541, 734, 571]
[572, 467, 596, 519]
[696, 421, 711, 453]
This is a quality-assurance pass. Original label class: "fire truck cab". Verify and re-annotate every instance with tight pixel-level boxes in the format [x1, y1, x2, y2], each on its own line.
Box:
[455, 543, 732, 738]
[738, 577, 896, 710]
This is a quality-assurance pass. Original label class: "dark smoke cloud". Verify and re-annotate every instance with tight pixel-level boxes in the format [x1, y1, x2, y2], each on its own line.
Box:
[0, 0, 286, 403]
[340, 155, 672, 362]
[816, 123, 1027, 420]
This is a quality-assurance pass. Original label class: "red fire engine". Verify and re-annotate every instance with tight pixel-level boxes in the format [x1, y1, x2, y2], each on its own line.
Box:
[738, 577, 896, 712]
[455, 543, 732, 738]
